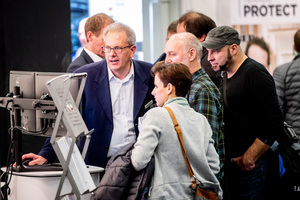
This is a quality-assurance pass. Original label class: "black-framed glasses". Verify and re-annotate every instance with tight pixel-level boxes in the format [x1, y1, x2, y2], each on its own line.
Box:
[102, 45, 132, 54]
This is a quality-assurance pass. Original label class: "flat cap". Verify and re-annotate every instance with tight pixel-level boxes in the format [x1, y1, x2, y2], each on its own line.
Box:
[201, 26, 241, 50]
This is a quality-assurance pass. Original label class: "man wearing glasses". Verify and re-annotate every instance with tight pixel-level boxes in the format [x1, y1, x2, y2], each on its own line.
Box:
[27, 23, 155, 169]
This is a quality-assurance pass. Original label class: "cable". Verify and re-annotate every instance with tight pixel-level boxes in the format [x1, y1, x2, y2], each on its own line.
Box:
[2, 127, 14, 200]
[11, 120, 51, 136]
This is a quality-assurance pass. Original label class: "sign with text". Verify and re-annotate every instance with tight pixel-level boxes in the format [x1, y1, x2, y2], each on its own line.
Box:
[231, 0, 300, 24]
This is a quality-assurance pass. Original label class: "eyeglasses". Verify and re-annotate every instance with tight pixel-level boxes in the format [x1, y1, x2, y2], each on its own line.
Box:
[102, 45, 132, 54]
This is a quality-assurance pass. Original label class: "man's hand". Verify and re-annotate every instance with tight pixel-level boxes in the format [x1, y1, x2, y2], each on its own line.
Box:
[232, 138, 271, 171]
[232, 156, 255, 171]
[16, 153, 47, 166]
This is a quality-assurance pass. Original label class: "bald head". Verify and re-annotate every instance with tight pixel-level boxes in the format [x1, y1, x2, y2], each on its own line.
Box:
[166, 33, 202, 59]
[164, 32, 203, 73]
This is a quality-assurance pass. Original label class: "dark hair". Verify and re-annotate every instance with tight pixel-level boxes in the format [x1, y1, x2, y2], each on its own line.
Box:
[294, 29, 300, 53]
[151, 61, 192, 97]
[85, 13, 114, 41]
[178, 11, 216, 38]
[245, 37, 270, 65]
[167, 20, 178, 35]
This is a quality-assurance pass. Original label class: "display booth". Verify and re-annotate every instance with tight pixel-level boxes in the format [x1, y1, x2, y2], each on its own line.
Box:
[0, 71, 102, 200]
[1, 165, 102, 200]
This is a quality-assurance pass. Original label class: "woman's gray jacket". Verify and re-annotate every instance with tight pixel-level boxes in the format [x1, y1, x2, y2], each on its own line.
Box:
[131, 97, 222, 199]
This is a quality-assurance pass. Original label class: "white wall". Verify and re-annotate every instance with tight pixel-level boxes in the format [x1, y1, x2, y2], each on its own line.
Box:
[142, 0, 181, 62]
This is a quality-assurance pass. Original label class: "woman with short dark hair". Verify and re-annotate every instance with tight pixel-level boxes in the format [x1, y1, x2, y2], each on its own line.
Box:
[131, 62, 222, 199]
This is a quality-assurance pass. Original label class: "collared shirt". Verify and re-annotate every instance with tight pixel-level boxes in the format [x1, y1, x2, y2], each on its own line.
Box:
[107, 61, 135, 157]
[187, 68, 225, 180]
[84, 47, 102, 62]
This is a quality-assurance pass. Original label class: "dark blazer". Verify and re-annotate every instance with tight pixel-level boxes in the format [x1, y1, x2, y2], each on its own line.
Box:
[154, 53, 166, 64]
[39, 59, 155, 167]
[67, 49, 94, 72]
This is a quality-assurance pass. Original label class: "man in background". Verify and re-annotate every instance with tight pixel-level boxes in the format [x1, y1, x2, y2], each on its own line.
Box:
[154, 19, 178, 63]
[164, 32, 225, 181]
[73, 17, 88, 60]
[67, 13, 114, 72]
[177, 11, 220, 86]
[273, 29, 300, 137]
[245, 37, 271, 72]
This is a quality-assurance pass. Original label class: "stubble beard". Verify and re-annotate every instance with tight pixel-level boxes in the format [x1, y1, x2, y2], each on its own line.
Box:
[219, 48, 232, 71]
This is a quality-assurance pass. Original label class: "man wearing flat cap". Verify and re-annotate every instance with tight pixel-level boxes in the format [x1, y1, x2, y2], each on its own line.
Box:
[202, 26, 283, 200]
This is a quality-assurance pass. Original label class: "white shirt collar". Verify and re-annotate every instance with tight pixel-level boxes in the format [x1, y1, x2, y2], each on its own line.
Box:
[84, 47, 102, 62]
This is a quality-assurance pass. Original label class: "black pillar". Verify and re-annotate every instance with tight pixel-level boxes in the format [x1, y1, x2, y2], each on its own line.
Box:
[0, 0, 71, 168]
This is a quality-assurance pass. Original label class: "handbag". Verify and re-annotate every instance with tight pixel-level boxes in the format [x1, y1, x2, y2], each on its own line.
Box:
[278, 122, 299, 146]
[275, 58, 300, 182]
[276, 121, 300, 179]
[164, 106, 219, 200]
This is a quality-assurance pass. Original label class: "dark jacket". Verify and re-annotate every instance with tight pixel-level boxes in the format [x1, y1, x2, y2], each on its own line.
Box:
[67, 49, 94, 72]
[95, 142, 154, 200]
[273, 54, 300, 136]
[39, 59, 155, 167]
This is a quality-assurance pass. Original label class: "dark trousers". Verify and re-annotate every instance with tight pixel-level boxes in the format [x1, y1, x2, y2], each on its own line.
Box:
[222, 150, 278, 200]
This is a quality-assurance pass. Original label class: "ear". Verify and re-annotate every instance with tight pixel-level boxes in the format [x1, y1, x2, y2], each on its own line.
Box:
[166, 83, 174, 95]
[230, 44, 238, 55]
[86, 31, 93, 42]
[189, 48, 197, 62]
[130, 45, 137, 58]
[198, 34, 206, 42]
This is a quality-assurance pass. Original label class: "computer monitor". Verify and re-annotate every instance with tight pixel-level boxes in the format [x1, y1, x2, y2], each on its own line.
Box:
[9, 71, 36, 132]
[9, 71, 79, 137]
[8, 71, 81, 170]
[35, 72, 79, 137]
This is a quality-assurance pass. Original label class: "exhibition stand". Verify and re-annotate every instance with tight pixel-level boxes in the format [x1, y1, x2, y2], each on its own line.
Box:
[1, 165, 103, 200]
[0, 72, 99, 200]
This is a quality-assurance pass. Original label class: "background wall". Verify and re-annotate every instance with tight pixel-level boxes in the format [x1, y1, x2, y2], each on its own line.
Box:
[0, 0, 71, 167]
[145, 0, 299, 73]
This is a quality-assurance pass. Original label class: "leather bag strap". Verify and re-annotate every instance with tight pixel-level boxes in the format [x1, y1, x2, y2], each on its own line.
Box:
[164, 106, 197, 188]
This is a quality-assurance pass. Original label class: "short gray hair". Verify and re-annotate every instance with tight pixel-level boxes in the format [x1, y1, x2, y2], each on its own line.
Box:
[103, 22, 136, 45]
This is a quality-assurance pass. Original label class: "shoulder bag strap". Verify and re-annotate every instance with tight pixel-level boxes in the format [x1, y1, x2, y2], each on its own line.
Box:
[164, 106, 197, 188]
